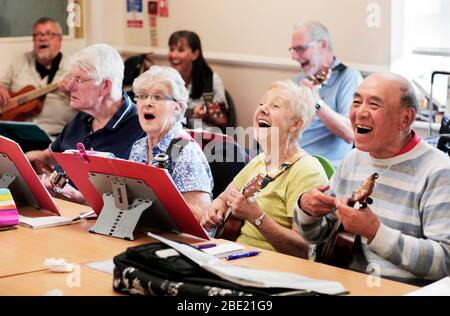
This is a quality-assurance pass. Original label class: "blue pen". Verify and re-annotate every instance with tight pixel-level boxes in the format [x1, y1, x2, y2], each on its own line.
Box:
[226, 251, 260, 260]
[194, 243, 217, 250]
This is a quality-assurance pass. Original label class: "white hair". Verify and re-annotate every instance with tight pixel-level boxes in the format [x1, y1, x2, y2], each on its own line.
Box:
[267, 80, 316, 142]
[69, 44, 124, 100]
[293, 20, 333, 52]
[132, 65, 188, 123]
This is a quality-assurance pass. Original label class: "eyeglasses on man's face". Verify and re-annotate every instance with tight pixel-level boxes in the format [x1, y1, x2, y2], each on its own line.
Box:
[134, 93, 177, 104]
[67, 74, 94, 85]
[32, 32, 61, 40]
[288, 41, 316, 55]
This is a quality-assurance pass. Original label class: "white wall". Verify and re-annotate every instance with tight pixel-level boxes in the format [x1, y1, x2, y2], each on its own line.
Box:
[118, 0, 393, 127]
[1, 0, 395, 128]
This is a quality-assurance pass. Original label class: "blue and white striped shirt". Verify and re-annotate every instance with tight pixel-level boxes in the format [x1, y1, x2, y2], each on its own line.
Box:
[296, 140, 450, 285]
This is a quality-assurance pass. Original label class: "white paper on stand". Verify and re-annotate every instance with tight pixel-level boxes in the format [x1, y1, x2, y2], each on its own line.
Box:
[147, 232, 347, 295]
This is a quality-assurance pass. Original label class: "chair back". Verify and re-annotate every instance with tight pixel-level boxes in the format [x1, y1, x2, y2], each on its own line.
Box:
[437, 115, 450, 155]
[225, 89, 236, 128]
[313, 155, 335, 179]
[186, 129, 249, 198]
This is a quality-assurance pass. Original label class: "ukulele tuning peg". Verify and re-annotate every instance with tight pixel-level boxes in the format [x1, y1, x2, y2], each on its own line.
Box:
[366, 197, 373, 205]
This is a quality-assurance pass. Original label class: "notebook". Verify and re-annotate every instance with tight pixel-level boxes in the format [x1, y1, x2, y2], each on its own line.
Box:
[201, 242, 245, 258]
[0, 188, 19, 228]
[18, 215, 78, 230]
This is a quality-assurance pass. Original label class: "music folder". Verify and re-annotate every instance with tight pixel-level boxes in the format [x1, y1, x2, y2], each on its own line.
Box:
[52, 151, 209, 240]
[0, 136, 60, 214]
[0, 121, 52, 152]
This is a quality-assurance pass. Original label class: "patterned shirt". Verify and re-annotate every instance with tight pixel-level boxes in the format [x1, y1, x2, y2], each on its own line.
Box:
[129, 122, 213, 195]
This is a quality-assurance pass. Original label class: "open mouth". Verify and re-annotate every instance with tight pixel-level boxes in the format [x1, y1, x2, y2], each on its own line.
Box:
[257, 119, 271, 128]
[39, 44, 49, 49]
[170, 59, 182, 66]
[300, 60, 310, 68]
[356, 124, 373, 134]
[144, 113, 155, 120]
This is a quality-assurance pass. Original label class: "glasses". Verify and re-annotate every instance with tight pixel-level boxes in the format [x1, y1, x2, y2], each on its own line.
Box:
[288, 41, 316, 54]
[135, 93, 177, 104]
[67, 74, 94, 85]
[32, 32, 61, 39]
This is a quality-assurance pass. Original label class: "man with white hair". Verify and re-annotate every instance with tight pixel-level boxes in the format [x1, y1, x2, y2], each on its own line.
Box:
[0, 17, 76, 136]
[290, 20, 363, 167]
[27, 43, 145, 203]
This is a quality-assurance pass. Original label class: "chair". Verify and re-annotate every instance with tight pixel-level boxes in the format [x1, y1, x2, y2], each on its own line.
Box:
[225, 89, 236, 128]
[313, 155, 335, 179]
[186, 129, 249, 198]
[436, 115, 450, 155]
[423, 114, 450, 156]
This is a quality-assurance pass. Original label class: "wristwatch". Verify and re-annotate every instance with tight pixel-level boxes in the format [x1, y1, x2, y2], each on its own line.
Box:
[315, 99, 324, 110]
[254, 212, 266, 226]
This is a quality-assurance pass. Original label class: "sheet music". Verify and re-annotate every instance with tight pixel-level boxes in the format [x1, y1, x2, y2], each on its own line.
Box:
[85, 259, 115, 275]
[147, 232, 347, 295]
[18, 215, 76, 229]
[405, 277, 450, 296]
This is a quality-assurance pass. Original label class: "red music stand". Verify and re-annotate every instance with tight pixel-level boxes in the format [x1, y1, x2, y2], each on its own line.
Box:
[0, 136, 60, 214]
[52, 151, 209, 241]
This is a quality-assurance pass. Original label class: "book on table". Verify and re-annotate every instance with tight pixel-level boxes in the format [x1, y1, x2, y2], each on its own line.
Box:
[18, 215, 78, 229]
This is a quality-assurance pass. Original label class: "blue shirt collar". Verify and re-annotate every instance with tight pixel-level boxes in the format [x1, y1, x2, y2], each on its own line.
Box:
[81, 91, 134, 131]
[323, 57, 343, 87]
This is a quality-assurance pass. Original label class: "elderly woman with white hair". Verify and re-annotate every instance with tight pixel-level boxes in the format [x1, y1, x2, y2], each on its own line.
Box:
[128, 65, 213, 222]
[203, 80, 328, 258]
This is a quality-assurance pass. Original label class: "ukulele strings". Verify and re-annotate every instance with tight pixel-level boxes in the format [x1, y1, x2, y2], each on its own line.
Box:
[10, 83, 58, 106]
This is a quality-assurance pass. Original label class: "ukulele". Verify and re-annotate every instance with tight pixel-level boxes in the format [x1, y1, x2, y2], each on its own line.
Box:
[215, 173, 266, 241]
[0, 83, 59, 121]
[316, 173, 379, 268]
[49, 170, 69, 191]
[308, 68, 332, 86]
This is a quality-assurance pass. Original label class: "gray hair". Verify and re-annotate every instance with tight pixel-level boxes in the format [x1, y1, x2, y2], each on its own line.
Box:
[267, 80, 316, 142]
[133, 65, 188, 123]
[367, 72, 418, 112]
[399, 81, 418, 112]
[69, 44, 124, 100]
[33, 17, 63, 35]
[293, 20, 333, 52]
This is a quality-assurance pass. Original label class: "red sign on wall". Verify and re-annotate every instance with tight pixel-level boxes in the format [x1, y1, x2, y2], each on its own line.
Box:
[148, 1, 158, 15]
[127, 20, 143, 28]
[159, 0, 169, 17]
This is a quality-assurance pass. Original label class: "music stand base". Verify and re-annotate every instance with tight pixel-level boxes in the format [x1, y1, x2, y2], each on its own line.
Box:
[89, 193, 153, 240]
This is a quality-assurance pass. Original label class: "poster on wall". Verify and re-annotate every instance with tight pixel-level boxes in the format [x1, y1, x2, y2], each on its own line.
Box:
[148, 1, 158, 47]
[126, 0, 144, 28]
[159, 0, 169, 17]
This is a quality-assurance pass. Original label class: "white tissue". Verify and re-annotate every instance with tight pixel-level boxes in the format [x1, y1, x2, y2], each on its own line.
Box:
[43, 258, 74, 273]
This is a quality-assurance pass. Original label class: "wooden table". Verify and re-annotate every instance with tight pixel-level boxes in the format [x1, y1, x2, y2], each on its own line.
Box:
[0, 198, 419, 296]
[0, 199, 147, 278]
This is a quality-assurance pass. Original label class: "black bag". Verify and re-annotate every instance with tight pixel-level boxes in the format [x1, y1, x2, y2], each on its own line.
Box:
[113, 242, 317, 296]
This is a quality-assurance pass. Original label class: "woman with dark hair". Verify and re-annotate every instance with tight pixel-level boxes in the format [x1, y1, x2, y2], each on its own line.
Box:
[168, 30, 228, 131]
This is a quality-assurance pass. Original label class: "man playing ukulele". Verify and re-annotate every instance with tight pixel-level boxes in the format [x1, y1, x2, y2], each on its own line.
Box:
[295, 73, 450, 286]
[290, 20, 363, 167]
[0, 17, 76, 137]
